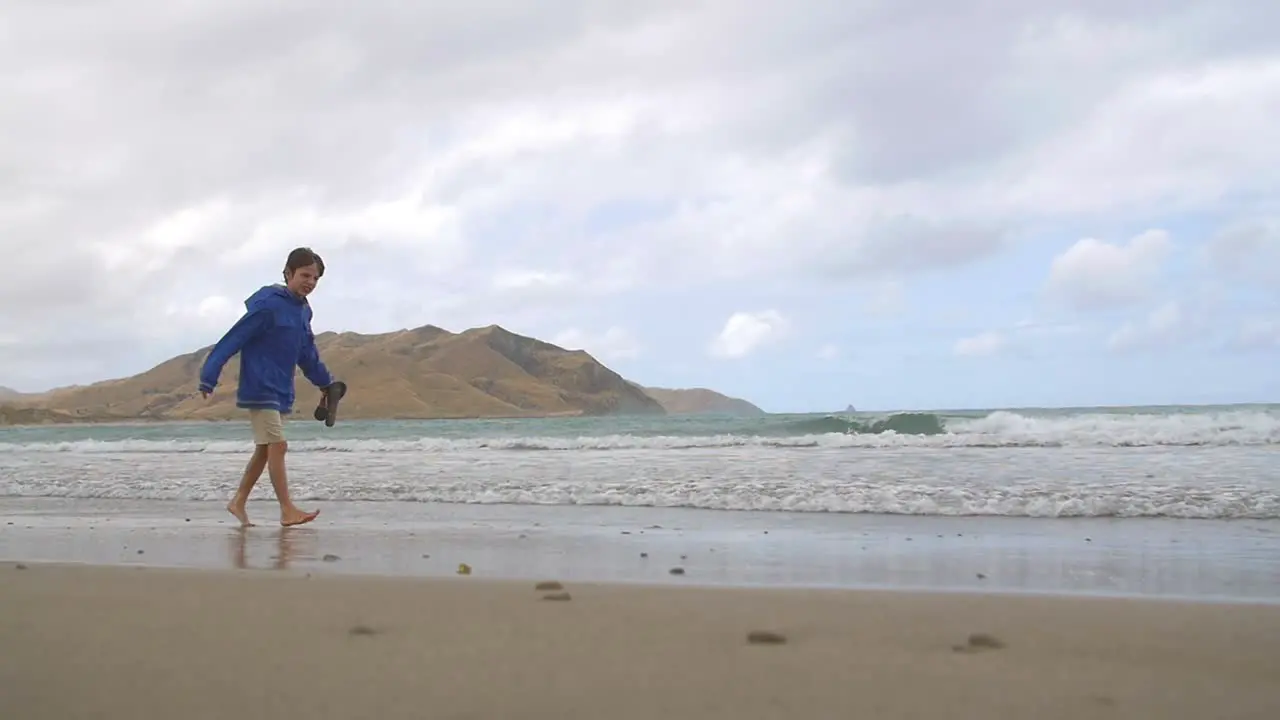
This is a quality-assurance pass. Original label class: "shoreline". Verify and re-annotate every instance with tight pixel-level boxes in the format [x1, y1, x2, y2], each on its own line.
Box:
[4, 498, 1278, 603]
[8, 557, 1280, 606]
[5, 561, 1279, 719]
[12, 557, 1279, 609]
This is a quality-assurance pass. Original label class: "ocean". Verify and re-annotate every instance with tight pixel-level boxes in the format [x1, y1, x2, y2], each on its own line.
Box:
[2, 405, 1279, 601]
[3, 405, 1278, 517]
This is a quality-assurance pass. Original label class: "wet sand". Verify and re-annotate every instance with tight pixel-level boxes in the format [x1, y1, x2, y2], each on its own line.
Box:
[2, 562, 1279, 719]
[4, 498, 1280, 600]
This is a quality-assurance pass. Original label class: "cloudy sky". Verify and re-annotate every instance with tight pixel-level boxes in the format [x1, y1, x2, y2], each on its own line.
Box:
[2, 0, 1279, 412]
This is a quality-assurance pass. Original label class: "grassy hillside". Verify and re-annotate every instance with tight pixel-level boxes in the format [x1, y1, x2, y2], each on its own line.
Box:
[16, 324, 667, 421]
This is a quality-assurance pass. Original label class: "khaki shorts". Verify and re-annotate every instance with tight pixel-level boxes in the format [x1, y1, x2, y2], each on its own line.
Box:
[249, 409, 286, 446]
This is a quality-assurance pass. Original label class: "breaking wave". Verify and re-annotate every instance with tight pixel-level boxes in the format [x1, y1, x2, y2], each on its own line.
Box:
[2, 407, 1278, 519]
[1, 409, 1276, 453]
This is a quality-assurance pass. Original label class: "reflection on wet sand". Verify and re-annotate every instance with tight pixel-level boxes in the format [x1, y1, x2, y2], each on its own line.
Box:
[228, 527, 319, 571]
[3, 497, 1276, 601]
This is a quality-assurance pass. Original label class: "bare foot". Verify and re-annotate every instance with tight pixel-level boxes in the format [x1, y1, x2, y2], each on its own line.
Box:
[281, 508, 320, 527]
[226, 502, 253, 527]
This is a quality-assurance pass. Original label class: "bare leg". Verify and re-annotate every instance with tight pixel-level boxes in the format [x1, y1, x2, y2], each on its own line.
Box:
[226, 445, 268, 527]
[265, 440, 319, 526]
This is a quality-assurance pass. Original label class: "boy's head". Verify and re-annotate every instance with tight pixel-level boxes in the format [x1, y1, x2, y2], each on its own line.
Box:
[283, 247, 325, 297]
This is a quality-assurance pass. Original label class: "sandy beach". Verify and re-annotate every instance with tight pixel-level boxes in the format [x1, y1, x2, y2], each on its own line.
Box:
[3, 561, 1278, 720]
[3, 487, 1278, 719]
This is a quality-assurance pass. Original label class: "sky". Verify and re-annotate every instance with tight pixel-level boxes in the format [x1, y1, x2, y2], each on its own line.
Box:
[1, 0, 1279, 413]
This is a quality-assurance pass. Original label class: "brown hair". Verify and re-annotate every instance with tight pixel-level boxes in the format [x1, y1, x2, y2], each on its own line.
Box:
[284, 247, 325, 280]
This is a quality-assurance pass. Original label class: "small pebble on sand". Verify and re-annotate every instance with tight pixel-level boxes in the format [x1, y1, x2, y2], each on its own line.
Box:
[535, 581, 563, 591]
[15, 563, 27, 570]
[953, 633, 1005, 653]
[968, 633, 1004, 648]
[349, 625, 378, 636]
[323, 554, 340, 562]
[669, 567, 685, 575]
[747, 630, 787, 645]
[640, 552, 648, 558]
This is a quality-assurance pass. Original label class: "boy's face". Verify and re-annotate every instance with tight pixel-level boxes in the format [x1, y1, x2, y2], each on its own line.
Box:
[285, 263, 320, 297]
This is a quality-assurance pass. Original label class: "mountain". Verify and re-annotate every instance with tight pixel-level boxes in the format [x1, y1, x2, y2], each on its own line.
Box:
[11, 324, 668, 422]
[0, 386, 24, 400]
[0, 405, 80, 425]
[636, 386, 765, 415]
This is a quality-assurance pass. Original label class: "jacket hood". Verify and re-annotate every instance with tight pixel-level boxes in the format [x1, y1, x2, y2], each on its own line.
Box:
[245, 284, 304, 310]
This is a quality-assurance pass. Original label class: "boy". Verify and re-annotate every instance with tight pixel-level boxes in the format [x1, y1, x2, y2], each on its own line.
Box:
[198, 247, 338, 528]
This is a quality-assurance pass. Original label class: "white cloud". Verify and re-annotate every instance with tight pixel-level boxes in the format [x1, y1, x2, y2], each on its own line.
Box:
[1002, 57, 1280, 216]
[953, 331, 1005, 357]
[1106, 300, 1199, 353]
[1044, 230, 1171, 312]
[491, 270, 574, 292]
[816, 343, 840, 361]
[1230, 318, 1280, 352]
[551, 326, 641, 362]
[858, 278, 906, 317]
[1206, 219, 1280, 290]
[1013, 319, 1081, 337]
[709, 310, 789, 359]
[2, 1, 1280, 390]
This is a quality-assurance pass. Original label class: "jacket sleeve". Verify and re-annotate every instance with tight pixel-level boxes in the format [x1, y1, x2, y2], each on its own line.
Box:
[198, 309, 271, 393]
[297, 325, 334, 388]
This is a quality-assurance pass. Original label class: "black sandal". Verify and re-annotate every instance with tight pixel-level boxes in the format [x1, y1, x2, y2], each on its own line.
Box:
[313, 381, 348, 427]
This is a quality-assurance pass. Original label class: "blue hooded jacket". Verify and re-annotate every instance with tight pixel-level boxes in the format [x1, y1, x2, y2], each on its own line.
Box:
[198, 284, 334, 415]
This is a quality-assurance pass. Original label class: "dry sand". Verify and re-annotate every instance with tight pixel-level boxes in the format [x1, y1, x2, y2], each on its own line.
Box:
[2, 562, 1278, 720]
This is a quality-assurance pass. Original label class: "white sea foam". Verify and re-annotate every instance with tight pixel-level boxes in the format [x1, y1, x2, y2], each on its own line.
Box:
[2, 471, 1275, 519]
[1, 409, 1277, 519]
[1, 446, 1276, 519]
